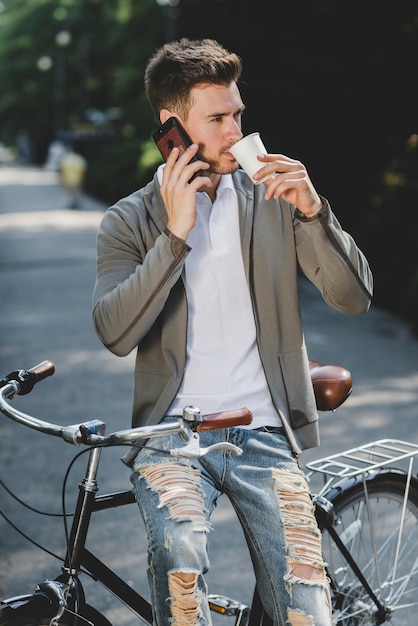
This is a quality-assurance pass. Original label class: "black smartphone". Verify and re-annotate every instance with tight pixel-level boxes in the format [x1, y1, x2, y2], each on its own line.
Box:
[152, 117, 203, 180]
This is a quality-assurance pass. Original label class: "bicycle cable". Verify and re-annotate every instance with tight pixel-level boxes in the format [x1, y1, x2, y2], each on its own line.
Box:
[0, 504, 112, 582]
[0, 508, 65, 561]
[59, 442, 172, 573]
[0, 477, 71, 517]
[0, 475, 72, 562]
[0, 442, 172, 574]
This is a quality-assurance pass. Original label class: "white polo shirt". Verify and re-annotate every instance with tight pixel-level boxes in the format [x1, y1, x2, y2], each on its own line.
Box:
[162, 167, 282, 428]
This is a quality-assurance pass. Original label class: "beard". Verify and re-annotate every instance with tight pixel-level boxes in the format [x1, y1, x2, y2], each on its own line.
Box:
[197, 146, 239, 176]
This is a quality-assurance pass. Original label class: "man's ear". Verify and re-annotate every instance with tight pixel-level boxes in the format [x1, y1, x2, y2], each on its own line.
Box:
[159, 109, 174, 124]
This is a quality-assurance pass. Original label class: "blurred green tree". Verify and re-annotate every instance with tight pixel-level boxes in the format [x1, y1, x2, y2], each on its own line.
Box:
[0, 0, 162, 198]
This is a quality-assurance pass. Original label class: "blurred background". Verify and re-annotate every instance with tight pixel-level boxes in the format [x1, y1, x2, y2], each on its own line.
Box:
[0, 0, 417, 331]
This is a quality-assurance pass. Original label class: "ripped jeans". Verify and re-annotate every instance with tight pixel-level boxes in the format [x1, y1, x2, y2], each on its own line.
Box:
[130, 421, 332, 626]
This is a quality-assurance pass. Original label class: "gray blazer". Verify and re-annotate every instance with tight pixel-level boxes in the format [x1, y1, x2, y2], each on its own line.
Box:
[92, 169, 372, 461]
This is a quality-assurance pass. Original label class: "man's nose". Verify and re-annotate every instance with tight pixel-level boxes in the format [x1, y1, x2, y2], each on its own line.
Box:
[227, 122, 243, 145]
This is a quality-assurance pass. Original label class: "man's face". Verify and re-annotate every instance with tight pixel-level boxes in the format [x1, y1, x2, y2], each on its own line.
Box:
[182, 82, 244, 176]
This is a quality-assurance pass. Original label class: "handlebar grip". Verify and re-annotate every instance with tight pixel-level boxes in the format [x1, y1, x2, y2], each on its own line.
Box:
[196, 408, 253, 432]
[17, 360, 56, 394]
[29, 360, 56, 382]
[0, 361, 56, 395]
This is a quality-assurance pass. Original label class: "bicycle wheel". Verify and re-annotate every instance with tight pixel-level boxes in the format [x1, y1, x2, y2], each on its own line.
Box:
[319, 470, 418, 625]
[0, 593, 112, 626]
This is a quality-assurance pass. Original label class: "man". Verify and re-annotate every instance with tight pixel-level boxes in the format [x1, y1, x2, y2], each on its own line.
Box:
[59, 147, 87, 209]
[92, 38, 372, 625]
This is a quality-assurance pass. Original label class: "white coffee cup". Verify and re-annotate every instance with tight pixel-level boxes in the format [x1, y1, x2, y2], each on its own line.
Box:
[230, 132, 273, 184]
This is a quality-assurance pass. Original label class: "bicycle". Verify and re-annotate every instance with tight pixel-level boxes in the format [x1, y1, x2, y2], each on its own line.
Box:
[0, 361, 417, 625]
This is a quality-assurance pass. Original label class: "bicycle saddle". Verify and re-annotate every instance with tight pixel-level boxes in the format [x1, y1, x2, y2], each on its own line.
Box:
[309, 360, 352, 411]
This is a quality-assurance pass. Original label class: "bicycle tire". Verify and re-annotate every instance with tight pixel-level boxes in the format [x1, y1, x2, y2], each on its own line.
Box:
[319, 470, 418, 625]
[0, 593, 112, 626]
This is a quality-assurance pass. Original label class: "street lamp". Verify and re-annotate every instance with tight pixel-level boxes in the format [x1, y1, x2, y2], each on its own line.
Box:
[54, 30, 72, 137]
[36, 30, 72, 138]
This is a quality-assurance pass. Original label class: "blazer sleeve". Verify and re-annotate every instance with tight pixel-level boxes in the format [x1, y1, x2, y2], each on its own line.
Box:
[92, 198, 190, 357]
[293, 197, 373, 315]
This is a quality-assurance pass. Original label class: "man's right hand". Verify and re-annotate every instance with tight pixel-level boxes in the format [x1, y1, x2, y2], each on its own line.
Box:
[161, 144, 211, 241]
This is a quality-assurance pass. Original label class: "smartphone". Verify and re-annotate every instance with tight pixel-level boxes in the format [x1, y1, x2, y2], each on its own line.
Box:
[152, 117, 203, 180]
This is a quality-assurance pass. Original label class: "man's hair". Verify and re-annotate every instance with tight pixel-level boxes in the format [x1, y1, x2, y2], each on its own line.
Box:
[145, 38, 242, 121]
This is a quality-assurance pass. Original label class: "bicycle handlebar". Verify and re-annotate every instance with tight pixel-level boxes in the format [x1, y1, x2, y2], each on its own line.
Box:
[0, 362, 253, 450]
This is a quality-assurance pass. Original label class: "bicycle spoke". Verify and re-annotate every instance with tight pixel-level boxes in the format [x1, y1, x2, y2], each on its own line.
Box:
[320, 474, 418, 625]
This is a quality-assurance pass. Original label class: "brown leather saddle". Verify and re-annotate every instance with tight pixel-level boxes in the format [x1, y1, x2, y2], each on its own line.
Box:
[309, 360, 352, 411]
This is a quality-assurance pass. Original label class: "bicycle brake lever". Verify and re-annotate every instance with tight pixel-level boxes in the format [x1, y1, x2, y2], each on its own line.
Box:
[200, 442, 243, 457]
[170, 433, 243, 459]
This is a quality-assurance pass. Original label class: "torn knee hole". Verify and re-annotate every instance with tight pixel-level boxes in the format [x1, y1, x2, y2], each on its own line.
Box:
[169, 571, 202, 625]
[138, 462, 210, 530]
[171, 571, 197, 584]
[272, 468, 327, 582]
[286, 527, 327, 582]
[287, 608, 315, 625]
[291, 561, 326, 582]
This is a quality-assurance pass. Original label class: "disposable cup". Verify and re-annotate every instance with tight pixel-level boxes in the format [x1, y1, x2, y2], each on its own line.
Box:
[230, 132, 273, 184]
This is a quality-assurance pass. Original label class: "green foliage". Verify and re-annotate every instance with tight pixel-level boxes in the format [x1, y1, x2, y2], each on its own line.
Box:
[0, 0, 161, 161]
[83, 136, 141, 205]
[84, 135, 163, 205]
[139, 137, 163, 172]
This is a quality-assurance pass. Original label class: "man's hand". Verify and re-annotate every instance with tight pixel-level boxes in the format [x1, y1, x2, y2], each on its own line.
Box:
[161, 144, 211, 240]
[253, 154, 322, 218]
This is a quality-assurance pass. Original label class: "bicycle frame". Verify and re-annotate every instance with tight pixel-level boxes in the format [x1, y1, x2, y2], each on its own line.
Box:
[314, 496, 390, 621]
[62, 463, 153, 623]
[49, 444, 251, 625]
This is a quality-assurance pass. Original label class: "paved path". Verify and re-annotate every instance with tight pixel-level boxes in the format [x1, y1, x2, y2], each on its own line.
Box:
[1, 164, 417, 624]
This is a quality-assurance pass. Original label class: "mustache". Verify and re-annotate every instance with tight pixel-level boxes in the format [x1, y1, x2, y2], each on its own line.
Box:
[223, 144, 237, 154]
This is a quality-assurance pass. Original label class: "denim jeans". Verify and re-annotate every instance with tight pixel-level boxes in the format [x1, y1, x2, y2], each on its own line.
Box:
[131, 420, 332, 626]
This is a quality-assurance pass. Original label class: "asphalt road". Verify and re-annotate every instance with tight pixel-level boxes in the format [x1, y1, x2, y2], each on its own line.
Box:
[1, 164, 418, 625]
